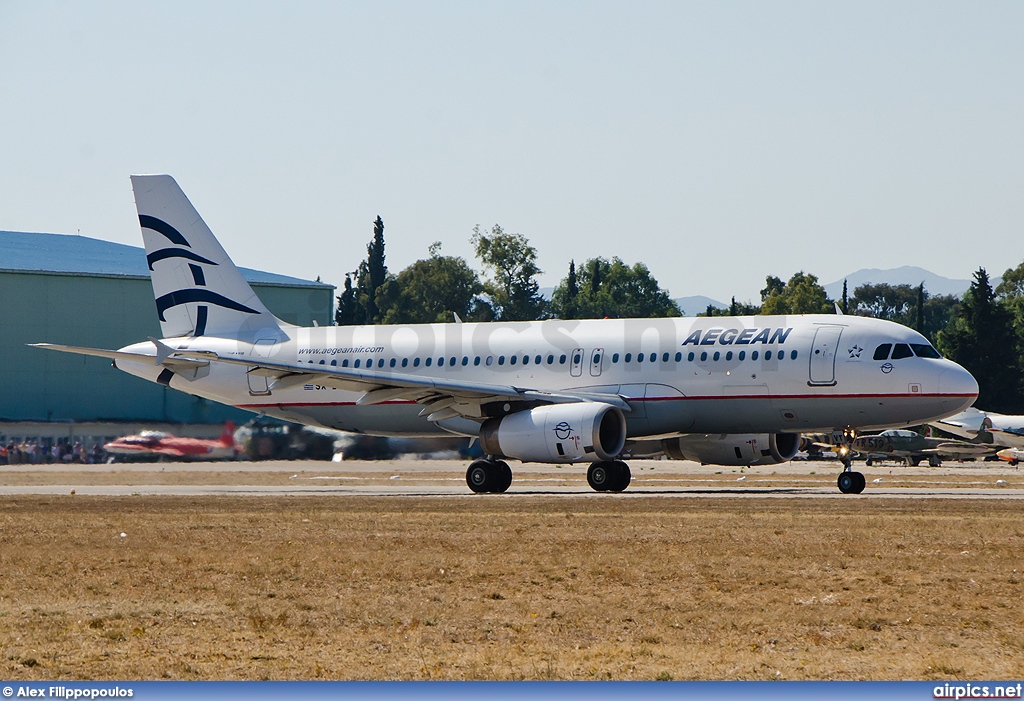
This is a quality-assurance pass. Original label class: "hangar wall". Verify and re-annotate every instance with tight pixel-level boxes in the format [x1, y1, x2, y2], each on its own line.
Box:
[1, 234, 335, 424]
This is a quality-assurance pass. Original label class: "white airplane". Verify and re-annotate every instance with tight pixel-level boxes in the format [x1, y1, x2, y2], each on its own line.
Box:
[930, 407, 1024, 450]
[33, 175, 979, 495]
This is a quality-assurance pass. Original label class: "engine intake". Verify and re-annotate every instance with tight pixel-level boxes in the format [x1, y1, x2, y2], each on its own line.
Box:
[662, 432, 800, 466]
[480, 402, 626, 463]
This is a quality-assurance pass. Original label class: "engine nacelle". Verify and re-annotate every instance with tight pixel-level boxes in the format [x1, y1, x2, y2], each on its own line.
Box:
[480, 403, 627, 464]
[662, 432, 800, 466]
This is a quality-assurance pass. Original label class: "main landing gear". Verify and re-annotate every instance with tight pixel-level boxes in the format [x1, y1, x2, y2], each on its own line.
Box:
[466, 459, 513, 493]
[587, 460, 631, 492]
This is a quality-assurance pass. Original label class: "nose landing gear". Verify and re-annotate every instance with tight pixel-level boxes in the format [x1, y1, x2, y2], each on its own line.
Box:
[837, 469, 866, 494]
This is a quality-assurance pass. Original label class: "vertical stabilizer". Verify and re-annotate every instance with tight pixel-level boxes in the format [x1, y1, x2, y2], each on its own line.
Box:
[130, 175, 284, 340]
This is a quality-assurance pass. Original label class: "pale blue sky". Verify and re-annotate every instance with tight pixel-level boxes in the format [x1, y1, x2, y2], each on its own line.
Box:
[1, 1, 1022, 306]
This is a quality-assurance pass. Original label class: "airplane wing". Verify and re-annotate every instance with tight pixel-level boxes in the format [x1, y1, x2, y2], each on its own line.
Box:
[31, 343, 631, 423]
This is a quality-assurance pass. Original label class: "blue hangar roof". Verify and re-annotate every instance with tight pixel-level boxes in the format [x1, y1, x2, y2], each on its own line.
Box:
[0, 230, 332, 289]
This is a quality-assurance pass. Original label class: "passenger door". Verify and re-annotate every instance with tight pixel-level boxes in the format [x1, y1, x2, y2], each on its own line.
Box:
[808, 326, 843, 386]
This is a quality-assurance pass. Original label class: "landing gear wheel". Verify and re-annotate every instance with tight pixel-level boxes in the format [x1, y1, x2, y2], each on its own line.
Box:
[466, 460, 492, 493]
[587, 462, 614, 491]
[837, 471, 866, 494]
[928, 456, 941, 467]
[494, 460, 513, 493]
[466, 460, 513, 493]
[609, 460, 631, 492]
[865, 456, 873, 467]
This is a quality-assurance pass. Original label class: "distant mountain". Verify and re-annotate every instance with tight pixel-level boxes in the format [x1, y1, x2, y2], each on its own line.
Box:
[824, 267, 976, 300]
[674, 295, 726, 317]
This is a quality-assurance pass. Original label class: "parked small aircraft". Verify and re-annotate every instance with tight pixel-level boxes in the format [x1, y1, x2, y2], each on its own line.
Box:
[850, 429, 993, 466]
[104, 422, 239, 461]
[930, 407, 1024, 449]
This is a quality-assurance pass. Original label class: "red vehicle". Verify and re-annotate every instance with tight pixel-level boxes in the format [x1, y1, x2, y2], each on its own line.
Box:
[104, 423, 240, 461]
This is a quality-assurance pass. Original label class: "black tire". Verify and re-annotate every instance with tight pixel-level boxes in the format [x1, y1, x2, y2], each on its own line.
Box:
[928, 456, 941, 467]
[587, 462, 613, 491]
[910, 457, 921, 467]
[466, 460, 492, 493]
[851, 471, 866, 493]
[837, 472, 856, 494]
[494, 461, 513, 493]
[865, 457, 873, 467]
[609, 460, 631, 492]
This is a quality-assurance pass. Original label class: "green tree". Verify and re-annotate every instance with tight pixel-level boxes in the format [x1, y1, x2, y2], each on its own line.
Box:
[996, 260, 1024, 340]
[378, 243, 487, 324]
[472, 224, 547, 321]
[760, 272, 832, 315]
[550, 257, 680, 319]
[334, 273, 363, 325]
[937, 268, 1022, 413]
[851, 283, 918, 322]
[700, 296, 759, 317]
[337, 216, 390, 325]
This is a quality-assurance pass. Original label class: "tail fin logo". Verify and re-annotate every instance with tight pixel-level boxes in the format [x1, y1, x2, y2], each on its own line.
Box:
[140, 214, 259, 336]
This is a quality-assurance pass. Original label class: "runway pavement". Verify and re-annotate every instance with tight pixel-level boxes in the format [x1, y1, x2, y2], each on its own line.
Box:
[2, 457, 1023, 499]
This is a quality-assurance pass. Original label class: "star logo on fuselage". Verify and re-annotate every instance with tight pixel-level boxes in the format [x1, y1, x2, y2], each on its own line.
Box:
[848, 345, 863, 358]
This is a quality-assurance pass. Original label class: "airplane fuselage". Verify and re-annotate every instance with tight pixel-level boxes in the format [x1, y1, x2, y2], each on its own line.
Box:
[115, 313, 977, 440]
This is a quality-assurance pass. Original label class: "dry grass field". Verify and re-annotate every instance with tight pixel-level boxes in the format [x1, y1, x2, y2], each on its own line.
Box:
[1, 494, 1022, 681]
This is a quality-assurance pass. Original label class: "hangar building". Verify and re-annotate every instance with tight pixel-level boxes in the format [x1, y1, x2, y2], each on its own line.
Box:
[1, 230, 334, 444]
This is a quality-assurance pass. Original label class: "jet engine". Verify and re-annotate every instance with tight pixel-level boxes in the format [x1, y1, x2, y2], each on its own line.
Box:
[480, 402, 627, 464]
[662, 432, 800, 466]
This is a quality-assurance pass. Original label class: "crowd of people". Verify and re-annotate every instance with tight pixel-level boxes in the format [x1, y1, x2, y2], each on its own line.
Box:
[0, 439, 106, 465]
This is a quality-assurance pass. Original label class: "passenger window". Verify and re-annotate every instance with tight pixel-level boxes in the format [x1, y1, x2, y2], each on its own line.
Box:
[498, 356, 505, 365]
[474, 357, 480, 366]
[612, 353, 620, 363]
[700, 352, 707, 361]
[425, 358, 432, 367]
[331, 360, 337, 366]
[891, 343, 913, 360]
[342, 359, 349, 367]
[752, 351, 759, 361]
[593, 353, 601, 364]
[765, 350, 773, 360]
[790, 350, 797, 360]
[523, 355, 530, 365]
[674, 352, 682, 362]
[713, 351, 720, 361]
[687, 352, 695, 361]
[662, 352, 669, 362]
[559, 354, 567, 364]
[738, 351, 745, 361]
[535, 355, 542, 365]
[637, 353, 644, 363]
[486, 356, 493, 366]
[389, 358, 396, 368]
[461, 356, 469, 366]
[354, 359, 361, 368]
[873, 344, 892, 361]
[650, 353, 657, 362]
[573, 353, 582, 365]
[437, 357, 444, 366]
[911, 344, 941, 359]
[625, 353, 632, 362]
[413, 358, 420, 367]
[725, 351, 733, 361]
[510, 356, 518, 365]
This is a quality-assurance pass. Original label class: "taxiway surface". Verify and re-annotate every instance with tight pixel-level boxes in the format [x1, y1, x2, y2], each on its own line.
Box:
[1, 458, 1022, 499]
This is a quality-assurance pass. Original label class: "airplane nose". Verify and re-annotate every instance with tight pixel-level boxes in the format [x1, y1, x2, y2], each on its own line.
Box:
[939, 364, 979, 412]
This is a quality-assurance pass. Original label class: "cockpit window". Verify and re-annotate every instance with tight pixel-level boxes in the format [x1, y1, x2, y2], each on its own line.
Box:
[891, 343, 913, 360]
[911, 343, 941, 359]
[873, 344, 892, 361]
